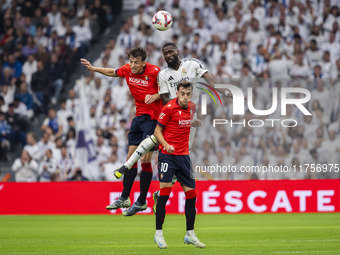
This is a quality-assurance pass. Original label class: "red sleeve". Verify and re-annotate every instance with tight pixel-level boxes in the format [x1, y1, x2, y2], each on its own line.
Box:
[190, 102, 196, 120]
[157, 105, 172, 127]
[115, 63, 129, 78]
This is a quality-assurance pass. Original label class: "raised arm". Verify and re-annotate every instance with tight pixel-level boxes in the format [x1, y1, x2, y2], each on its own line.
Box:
[202, 72, 233, 98]
[80, 58, 119, 77]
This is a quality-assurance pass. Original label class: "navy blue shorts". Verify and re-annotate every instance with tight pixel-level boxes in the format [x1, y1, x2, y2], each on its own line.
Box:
[128, 114, 157, 147]
[158, 151, 195, 189]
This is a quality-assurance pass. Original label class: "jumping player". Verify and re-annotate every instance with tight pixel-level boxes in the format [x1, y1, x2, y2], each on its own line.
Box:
[80, 47, 162, 216]
[113, 42, 214, 175]
[113, 42, 219, 212]
[153, 81, 205, 249]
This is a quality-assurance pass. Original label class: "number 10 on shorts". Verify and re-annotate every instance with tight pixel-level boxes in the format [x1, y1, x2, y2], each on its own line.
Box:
[160, 162, 168, 172]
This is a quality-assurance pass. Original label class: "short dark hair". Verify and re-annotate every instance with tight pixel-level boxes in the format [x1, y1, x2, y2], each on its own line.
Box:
[128, 47, 147, 61]
[162, 42, 178, 50]
[177, 81, 193, 91]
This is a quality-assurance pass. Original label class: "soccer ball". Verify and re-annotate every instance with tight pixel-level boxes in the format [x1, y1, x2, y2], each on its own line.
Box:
[152, 11, 173, 31]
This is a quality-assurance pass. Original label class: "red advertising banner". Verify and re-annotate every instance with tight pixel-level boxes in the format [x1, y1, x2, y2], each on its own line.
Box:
[0, 180, 339, 215]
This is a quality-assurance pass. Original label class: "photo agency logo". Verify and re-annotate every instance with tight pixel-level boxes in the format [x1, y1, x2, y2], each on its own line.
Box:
[200, 83, 312, 128]
[197, 82, 223, 111]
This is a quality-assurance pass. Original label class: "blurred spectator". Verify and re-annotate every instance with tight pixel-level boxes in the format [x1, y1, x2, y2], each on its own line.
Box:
[22, 35, 38, 57]
[13, 97, 32, 121]
[66, 88, 79, 115]
[65, 127, 76, 158]
[47, 3, 62, 28]
[24, 17, 37, 37]
[69, 168, 89, 181]
[91, 0, 108, 33]
[73, 17, 92, 55]
[11, 150, 39, 182]
[101, 152, 121, 181]
[290, 52, 311, 78]
[37, 130, 56, 158]
[39, 148, 57, 182]
[56, 145, 73, 181]
[0, 67, 13, 86]
[15, 82, 34, 120]
[22, 54, 37, 84]
[6, 103, 27, 147]
[46, 53, 65, 104]
[41, 108, 63, 138]
[2, 54, 22, 79]
[23, 132, 41, 163]
[0, 96, 7, 112]
[0, 111, 11, 161]
[116, 22, 136, 50]
[31, 61, 50, 110]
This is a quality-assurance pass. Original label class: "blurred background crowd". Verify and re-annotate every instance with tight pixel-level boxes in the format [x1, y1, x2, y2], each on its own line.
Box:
[1, 0, 339, 182]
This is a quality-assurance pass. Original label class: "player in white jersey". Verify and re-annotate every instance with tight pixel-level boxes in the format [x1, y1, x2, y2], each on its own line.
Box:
[113, 42, 218, 179]
[158, 54, 208, 105]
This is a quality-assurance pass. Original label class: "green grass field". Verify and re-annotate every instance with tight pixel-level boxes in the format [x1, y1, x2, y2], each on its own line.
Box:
[0, 213, 339, 254]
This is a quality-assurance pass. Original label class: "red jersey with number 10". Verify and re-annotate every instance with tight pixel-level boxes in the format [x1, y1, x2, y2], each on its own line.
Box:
[157, 98, 195, 155]
[116, 62, 162, 120]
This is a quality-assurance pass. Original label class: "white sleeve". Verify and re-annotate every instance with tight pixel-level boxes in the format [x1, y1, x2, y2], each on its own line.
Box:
[42, 118, 49, 127]
[11, 159, 22, 172]
[158, 71, 169, 95]
[193, 58, 208, 78]
[29, 160, 39, 173]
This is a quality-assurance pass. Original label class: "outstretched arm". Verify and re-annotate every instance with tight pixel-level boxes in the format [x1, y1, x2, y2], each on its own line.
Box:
[202, 72, 232, 98]
[80, 58, 119, 77]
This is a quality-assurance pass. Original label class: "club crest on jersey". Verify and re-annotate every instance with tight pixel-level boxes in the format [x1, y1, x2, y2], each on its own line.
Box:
[182, 68, 187, 74]
[145, 75, 149, 80]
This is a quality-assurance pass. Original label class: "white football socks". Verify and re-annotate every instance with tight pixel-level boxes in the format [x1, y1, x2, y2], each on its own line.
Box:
[155, 229, 163, 236]
[124, 135, 159, 169]
[186, 230, 194, 236]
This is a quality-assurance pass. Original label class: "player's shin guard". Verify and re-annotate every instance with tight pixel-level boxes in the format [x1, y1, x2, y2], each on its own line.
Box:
[121, 163, 138, 198]
[137, 163, 153, 205]
[185, 189, 197, 231]
[125, 135, 159, 169]
[156, 187, 171, 230]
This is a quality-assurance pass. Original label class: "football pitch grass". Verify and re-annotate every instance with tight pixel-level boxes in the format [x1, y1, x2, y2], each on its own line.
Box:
[0, 213, 339, 254]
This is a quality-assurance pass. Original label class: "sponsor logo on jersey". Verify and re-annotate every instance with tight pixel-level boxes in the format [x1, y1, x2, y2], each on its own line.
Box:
[128, 77, 149, 85]
[168, 76, 174, 81]
[169, 77, 190, 87]
[179, 119, 191, 126]
[179, 110, 182, 115]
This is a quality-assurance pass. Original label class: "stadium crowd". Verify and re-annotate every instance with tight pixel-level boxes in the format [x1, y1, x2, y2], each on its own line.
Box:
[2, 0, 340, 182]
